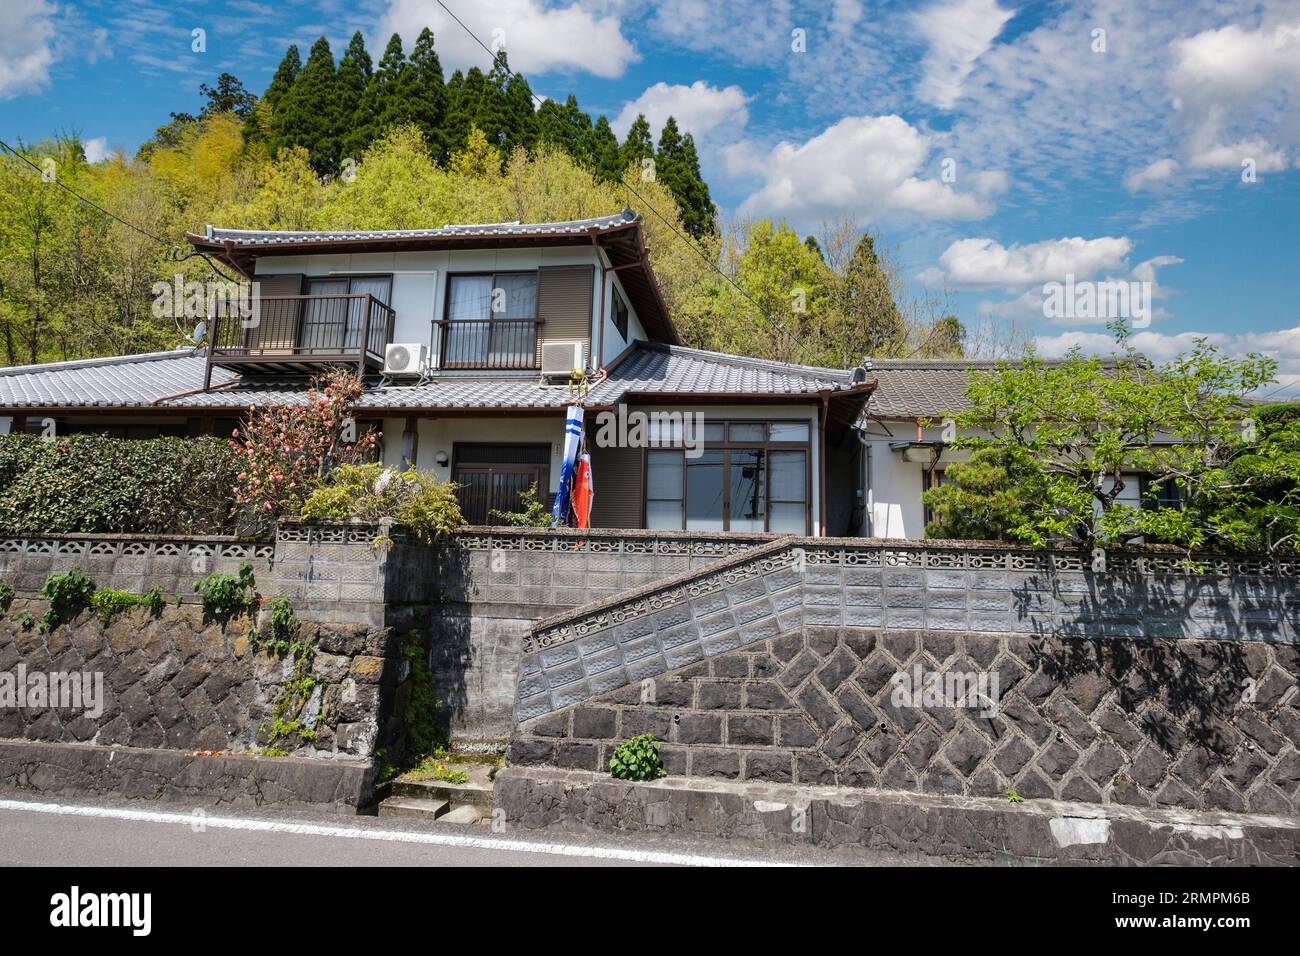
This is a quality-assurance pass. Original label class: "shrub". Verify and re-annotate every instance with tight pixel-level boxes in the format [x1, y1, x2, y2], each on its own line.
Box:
[300, 463, 464, 545]
[231, 369, 379, 525]
[488, 482, 553, 527]
[0, 434, 238, 535]
[90, 586, 165, 627]
[39, 567, 96, 632]
[194, 561, 258, 621]
[0, 582, 13, 613]
[608, 732, 668, 781]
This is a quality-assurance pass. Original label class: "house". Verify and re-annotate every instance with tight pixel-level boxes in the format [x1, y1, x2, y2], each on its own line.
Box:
[0, 210, 876, 536]
[856, 358, 1178, 540]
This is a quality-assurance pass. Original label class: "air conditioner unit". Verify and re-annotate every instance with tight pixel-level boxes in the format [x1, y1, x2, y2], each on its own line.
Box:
[540, 341, 585, 379]
[383, 342, 427, 376]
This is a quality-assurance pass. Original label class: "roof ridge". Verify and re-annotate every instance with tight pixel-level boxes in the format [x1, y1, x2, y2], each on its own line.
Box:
[204, 209, 638, 239]
[643, 341, 852, 381]
[0, 348, 196, 378]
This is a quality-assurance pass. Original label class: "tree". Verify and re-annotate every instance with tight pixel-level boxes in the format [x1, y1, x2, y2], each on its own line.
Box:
[654, 117, 715, 238]
[589, 116, 621, 181]
[831, 233, 906, 359]
[408, 28, 450, 159]
[335, 32, 373, 164]
[271, 37, 342, 177]
[619, 114, 655, 176]
[923, 448, 1039, 540]
[199, 72, 257, 118]
[947, 322, 1279, 551]
[1203, 404, 1300, 551]
[250, 46, 301, 143]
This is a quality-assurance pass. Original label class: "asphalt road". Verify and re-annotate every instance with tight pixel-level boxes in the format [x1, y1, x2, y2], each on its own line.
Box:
[0, 795, 918, 867]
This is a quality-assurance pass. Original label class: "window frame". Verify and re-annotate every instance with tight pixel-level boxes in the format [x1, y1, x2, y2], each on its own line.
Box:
[639, 419, 812, 535]
[611, 285, 630, 342]
[440, 270, 541, 368]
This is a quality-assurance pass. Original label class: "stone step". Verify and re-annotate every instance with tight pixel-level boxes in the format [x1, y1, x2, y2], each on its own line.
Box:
[377, 796, 450, 819]
[438, 804, 485, 825]
[390, 774, 495, 809]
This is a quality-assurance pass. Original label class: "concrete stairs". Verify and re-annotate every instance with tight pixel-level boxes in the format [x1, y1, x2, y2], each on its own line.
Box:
[376, 762, 495, 823]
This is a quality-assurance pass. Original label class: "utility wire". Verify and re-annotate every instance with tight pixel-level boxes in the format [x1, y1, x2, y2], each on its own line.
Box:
[432, 0, 825, 367]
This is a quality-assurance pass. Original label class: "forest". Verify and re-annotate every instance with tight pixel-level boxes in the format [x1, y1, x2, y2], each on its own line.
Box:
[0, 28, 981, 370]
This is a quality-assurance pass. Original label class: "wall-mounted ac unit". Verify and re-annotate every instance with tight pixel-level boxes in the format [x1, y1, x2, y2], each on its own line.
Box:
[383, 342, 427, 376]
[540, 341, 585, 379]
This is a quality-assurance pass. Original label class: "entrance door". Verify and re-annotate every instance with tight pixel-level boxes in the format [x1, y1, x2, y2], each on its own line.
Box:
[452, 443, 551, 524]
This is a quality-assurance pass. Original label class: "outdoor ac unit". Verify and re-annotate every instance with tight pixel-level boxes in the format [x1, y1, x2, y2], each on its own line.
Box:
[540, 341, 585, 378]
[383, 342, 427, 376]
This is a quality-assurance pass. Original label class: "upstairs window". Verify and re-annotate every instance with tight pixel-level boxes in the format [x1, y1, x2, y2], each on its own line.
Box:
[443, 272, 540, 368]
[612, 286, 629, 341]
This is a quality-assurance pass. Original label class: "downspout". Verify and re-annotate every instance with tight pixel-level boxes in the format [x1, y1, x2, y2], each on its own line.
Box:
[590, 230, 606, 373]
[818, 392, 830, 537]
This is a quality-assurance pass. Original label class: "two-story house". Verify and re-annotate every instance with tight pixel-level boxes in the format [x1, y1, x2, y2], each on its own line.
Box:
[0, 210, 875, 536]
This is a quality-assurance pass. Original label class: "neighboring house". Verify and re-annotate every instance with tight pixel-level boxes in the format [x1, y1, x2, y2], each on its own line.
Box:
[855, 358, 1175, 540]
[0, 210, 875, 536]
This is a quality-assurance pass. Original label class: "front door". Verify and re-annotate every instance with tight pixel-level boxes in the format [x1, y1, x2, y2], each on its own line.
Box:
[452, 443, 551, 524]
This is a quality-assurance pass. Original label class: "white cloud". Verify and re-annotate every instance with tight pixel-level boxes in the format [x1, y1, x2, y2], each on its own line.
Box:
[1187, 140, 1289, 173]
[975, 253, 1183, 325]
[912, 0, 1014, 109]
[612, 81, 750, 143]
[1124, 158, 1180, 192]
[0, 0, 56, 98]
[82, 138, 110, 164]
[734, 115, 998, 226]
[921, 235, 1134, 289]
[378, 0, 638, 78]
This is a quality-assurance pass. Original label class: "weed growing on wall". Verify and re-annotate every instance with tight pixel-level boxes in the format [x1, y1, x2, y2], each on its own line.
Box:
[402, 643, 448, 758]
[39, 567, 96, 632]
[608, 732, 668, 781]
[194, 561, 258, 623]
[0, 582, 13, 613]
[90, 586, 164, 627]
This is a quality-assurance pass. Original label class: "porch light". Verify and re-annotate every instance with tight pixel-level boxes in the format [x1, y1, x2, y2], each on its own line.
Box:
[892, 441, 940, 465]
[435, 451, 449, 467]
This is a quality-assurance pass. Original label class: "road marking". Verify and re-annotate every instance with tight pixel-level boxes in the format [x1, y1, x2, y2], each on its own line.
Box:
[0, 798, 795, 867]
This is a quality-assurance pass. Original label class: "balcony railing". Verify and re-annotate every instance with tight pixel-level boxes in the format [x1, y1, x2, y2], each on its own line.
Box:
[435, 319, 542, 370]
[206, 294, 396, 378]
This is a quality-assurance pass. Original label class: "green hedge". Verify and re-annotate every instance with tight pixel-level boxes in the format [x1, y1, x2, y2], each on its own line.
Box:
[0, 434, 239, 535]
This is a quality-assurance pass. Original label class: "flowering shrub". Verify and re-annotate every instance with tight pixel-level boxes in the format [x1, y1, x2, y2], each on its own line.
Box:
[300, 463, 464, 544]
[230, 369, 379, 525]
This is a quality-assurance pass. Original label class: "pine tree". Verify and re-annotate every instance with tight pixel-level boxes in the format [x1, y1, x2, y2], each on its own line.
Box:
[501, 70, 538, 154]
[590, 116, 621, 181]
[619, 114, 654, 176]
[407, 28, 449, 160]
[839, 234, 905, 357]
[336, 32, 372, 163]
[272, 36, 342, 177]
[199, 72, 257, 118]
[446, 67, 492, 152]
[352, 34, 406, 155]
[654, 117, 715, 237]
[251, 46, 300, 143]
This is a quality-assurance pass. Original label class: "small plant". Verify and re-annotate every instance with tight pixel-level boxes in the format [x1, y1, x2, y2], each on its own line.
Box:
[194, 561, 257, 622]
[0, 582, 13, 613]
[257, 747, 290, 758]
[609, 732, 668, 781]
[250, 595, 309, 657]
[39, 567, 96, 632]
[403, 643, 447, 757]
[1007, 788, 1024, 804]
[14, 609, 35, 629]
[403, 755, 469, 784]
[488, 482, 553, 527]
[263, 657, 319, 748]
[90, 586, 164, 627]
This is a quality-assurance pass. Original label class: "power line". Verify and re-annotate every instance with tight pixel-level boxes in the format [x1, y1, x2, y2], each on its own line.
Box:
[431, 0, 825, 367]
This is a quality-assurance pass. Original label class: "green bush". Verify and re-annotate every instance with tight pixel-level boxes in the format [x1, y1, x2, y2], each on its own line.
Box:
[0, 434, 239, 535]
[194, 561, 258, 622]
[39, 567, 96, 631]
[300, 464, 464, 544]
[488, 482, 553, 527]
[0, 582, 13, 613]
[608, 732, 668, 781]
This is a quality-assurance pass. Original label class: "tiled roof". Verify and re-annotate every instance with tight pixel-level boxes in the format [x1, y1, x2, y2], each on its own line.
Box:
[0, 342, 859, 413]
[864, 358, 1096, 419]
[196, 210, 639, 248]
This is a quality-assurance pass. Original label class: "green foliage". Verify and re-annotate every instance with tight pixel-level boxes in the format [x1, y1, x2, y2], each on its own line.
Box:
[403, 757, 469, 784]
[488, 482, 552, 527]
[608, 732, 668, 781]
[948, 323, 1281, 551]
[924, 448, 1039, 541]
[90, 586, 164, 627]
[402, 643, 447, 758]
[300, 463, 464, 544]
[39, 567, 96, 631]
[0, 435, 238, 535]
[250, 595, 310, 658]
[265, 656, 319, 747]
[194, 561, 258, 622]
[1007, 788, 1024, 803]
[0, 582, 12, 613]
[13, 609, 36, 629]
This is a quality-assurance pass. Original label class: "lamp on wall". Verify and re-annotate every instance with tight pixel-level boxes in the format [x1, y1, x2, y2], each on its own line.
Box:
[435, 451, 449, 467]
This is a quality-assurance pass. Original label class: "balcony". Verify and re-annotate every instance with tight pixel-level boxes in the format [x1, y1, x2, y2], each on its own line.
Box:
[206, 294, 396, 378]
[435, 319, 543, 370]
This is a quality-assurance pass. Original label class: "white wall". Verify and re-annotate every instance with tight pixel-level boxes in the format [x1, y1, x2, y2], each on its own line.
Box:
[254, 246, 604, 365]
[379, 415, 566, 492]
[596, 267, 646, 367]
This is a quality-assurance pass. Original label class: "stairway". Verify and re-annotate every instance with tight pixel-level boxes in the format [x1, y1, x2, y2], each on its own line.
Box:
[376, 763, 496, 822]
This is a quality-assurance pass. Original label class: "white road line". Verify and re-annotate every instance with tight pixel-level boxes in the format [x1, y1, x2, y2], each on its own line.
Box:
[0, 798, 795, 867]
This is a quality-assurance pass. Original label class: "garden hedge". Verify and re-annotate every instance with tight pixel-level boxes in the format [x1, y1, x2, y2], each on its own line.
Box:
[0, 434, 239, 535]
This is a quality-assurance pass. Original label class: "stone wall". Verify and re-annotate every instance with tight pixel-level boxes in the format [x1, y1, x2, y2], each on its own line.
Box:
[510, 537, 1300, 816]
[0, 597, 407, 760]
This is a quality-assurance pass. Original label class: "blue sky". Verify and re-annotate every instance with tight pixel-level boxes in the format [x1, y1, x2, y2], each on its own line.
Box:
[3, 0, 1300, 389]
